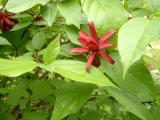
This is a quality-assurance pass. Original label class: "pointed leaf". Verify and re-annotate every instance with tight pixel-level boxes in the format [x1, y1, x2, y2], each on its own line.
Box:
[43, 34, 60, 64]
[118, 17, 160, 76]
[41, 60, 115, 87]
[40, 3, 57, 26]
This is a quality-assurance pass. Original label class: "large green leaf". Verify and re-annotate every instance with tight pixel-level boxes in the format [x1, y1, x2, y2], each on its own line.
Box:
[41, 60, 115, 87]
[40, 3, 57, 26]
[43, 34, 60, 64]
[118, 17, 160, 76]
[107, 87, 152, 120]
[57, 0, 81, 28]
[0, 56, 37, 77]
[81, 0, 128, 35]
[101, 52, 156, 101]
[5, 0, 49, 13]
[51, 83, 94, 120]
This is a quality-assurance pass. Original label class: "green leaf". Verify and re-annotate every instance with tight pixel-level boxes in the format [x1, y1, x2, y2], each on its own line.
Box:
[0, 36, 11, 45]
[57, 0, 81, 28]
[51, 83, 94, 120]
[7, 79, 29, 106]
[5, 0, 49, 13]
[65, 25, 79, 45]
[0, 113, 14, 120]
[101, 52, 156, 101]
[106, 87, 152, 120]
[128, 0, 144, 9]
[12, 21, 32, 31]
[65, 24, 89, 45]
[40, 3, 57, 26]
[29, 80, 54, 99]
[41, 60, 115, 87]
[125, 60, 156, 101]
[32, 31, 46, 50]
[118, 17, 160, 76]
[43, 34, 60, 64]
[0, 56, 37, 77]
[23, 110, 47, 120]
[81, 0, 128, 35]
[143, 55, 160, 70]
[146, 0, 160, 12]
[149, 105, 160, 120]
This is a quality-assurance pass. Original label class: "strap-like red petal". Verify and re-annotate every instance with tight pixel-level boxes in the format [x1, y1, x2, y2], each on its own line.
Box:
[99, 29, 116, 43]
[99, 41, 113, 49]
[70, 48, 89, 54]
[79, 30, 90, 40]
[3, 16, 12, 25]
[78, 37, 88, 46]
[86, 52, 95, 72]
[98, 50, 115, 64]
[79, 30, 97, 44]
[88, 21, 98, 41]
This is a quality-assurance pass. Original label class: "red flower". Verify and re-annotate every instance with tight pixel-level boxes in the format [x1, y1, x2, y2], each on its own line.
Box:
[0, 11, 18, 31]
[70, 22, 116, 72]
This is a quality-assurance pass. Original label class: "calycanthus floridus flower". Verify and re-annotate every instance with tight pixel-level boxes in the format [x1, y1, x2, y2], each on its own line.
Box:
[0, 11, 18, 31]
[70, 22, 116, 72]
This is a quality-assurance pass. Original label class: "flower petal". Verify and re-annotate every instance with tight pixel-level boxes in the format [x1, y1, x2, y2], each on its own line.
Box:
[88, 41, 98, 51]
[98, 50, 115, 64]
[86, 52, 96, 72]
[70, 48, 89, 54]
[99, 29, 116, 43]
[92, 55, 100, 67]
[88, 21, 98, 41]
[78, 37, 88, 46]
[79, 30, 97, 44]
[79, 30, 90, 40]
[3, 16, 12, 25]
[99, 41, 113, 49]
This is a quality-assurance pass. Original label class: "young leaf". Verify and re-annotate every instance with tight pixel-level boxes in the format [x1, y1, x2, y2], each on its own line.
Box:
[51, 83, 94, 120]
[57, 0, 81, 28]
[118, 17, 160, 76]
[0, 56, 37, 77]
[43, 34, 60, 64]
[5, 0, 49, 13]
[41, 60, 116, 87]
[81, 0, 128, 35]
[32, 31, 46, 50]
[40, 3, 57, 26]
